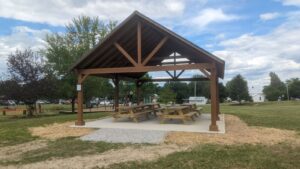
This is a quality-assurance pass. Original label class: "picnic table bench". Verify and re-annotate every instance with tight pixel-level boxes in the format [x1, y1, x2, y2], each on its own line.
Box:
[158, 105, 198, 124]
[181, 103, 202, 116]
[2, 108, 27, 116]
[113, 103, 161, 122]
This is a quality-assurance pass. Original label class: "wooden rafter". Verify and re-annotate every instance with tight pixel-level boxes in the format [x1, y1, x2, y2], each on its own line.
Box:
[114, 43, 138, 66]
[79, 63, 211, 75]
[137, 22, 142, 65]
[142, 37, 168, 66]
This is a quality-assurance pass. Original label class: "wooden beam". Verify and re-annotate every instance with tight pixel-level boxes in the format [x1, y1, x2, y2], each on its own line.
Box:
[137, 22, 142, 65]
[114, 43, 138, 67]
[176, 70, 185, 78]
[139, 77, 209, 82]
[114, 75, 119, 112]
[209, 63, 219, 131]
[79, 63, 212, 75]
[75, 74, 85, 126]
[165, 71, 174, 78]
[78, 74, 89, 84]
[142, 37, 168, 66]
[200, 69, 211, 79]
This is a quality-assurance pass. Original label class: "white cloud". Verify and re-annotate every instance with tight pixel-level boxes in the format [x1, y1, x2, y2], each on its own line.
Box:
[260, 12, 280, 20]
[214, 11, 300, 92]
[186, 8, 238, 29]
[0, 0, 186, 26]
[0, 26, 50, 74]
[280, 0, 300, 6]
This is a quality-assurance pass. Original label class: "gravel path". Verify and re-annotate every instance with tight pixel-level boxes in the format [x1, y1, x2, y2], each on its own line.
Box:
[80, 128, 168, 144]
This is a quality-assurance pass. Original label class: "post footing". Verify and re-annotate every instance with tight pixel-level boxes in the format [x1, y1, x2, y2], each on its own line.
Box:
[75, 120, 85, 126]
[209, 124, 219, 131]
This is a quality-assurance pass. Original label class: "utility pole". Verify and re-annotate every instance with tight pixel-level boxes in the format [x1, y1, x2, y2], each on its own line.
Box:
[286, 82, 289, 101]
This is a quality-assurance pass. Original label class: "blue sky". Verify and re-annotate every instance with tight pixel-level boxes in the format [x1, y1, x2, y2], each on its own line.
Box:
[0, 0, 300, 94]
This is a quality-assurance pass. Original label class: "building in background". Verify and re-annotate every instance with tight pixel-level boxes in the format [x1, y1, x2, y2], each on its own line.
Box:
[251, 93, 266, 102]
[188, 96, 208, 105]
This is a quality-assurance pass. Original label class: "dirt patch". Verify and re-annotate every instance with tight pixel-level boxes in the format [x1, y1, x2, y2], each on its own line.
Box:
[165, 114, 299, 145]
[4, 144, 188, 169]
[0, 140, 47, 162]
[29, 122, 95, 140]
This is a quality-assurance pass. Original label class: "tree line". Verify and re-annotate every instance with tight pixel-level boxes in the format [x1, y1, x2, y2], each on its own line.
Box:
[0, 16, 299, 115]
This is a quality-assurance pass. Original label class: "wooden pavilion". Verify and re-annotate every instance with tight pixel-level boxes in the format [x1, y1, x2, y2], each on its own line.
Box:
[70, 11, 225, 131]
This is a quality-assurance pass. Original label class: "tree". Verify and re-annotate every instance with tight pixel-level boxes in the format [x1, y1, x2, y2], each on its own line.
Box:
[226, 74, 251, 103]
[263, 72, 286, 101]
[188, 74, 228, 103]
[165, 82, 190, 103]
[2, 49, 58, 116]
[158, 86, 176, 104]
[44, 16, 117, 112]
[287, 78, 300, 99]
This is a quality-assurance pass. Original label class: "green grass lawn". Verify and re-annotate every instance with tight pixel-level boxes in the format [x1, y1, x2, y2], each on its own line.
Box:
[0, 112, 109, 146]
[202, 101, 300, 132]
[108, 143, 300, 169]
[0, 101, 299, 168]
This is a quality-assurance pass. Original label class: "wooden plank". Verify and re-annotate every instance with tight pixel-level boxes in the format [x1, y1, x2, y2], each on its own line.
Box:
[114, 43, 138, 67]
[137, 22, 142, 65]
[142, 37, 168, 65]
[79, 63, 211, 75]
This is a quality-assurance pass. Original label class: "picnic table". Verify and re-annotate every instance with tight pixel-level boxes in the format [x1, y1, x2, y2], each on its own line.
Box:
[158, 105, 198, 124]
[112, 103, 161, 122]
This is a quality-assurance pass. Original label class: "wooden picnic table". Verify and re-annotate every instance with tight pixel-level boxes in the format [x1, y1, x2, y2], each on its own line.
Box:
[113, 103, 161, 122]
[158, 105, 198, 124]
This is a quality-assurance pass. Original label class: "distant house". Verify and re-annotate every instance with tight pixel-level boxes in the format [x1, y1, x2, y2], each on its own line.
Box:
[251, 93, 265, 102]
[188, 96, 208, 105]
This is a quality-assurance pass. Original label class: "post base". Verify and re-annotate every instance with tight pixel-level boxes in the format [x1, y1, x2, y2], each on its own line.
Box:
[209, 124, 219, 131]
[75, 120, 85, 126]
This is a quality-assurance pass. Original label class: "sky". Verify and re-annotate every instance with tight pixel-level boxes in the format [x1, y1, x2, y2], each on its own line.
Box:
[0, 0, 300, 94]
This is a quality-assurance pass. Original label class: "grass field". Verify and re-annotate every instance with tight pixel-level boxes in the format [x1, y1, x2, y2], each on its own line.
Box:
[0, 101, 299, 168]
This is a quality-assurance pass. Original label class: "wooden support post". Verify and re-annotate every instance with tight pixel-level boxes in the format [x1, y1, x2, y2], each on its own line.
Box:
[114, 75, 120, 112]
[209, 64, 219, 131]
[216, 77, 220, 121]
[75, 74, 85, 126]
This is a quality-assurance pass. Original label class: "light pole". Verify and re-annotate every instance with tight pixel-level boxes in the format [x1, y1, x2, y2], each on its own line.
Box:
[286, 82, 290, 101]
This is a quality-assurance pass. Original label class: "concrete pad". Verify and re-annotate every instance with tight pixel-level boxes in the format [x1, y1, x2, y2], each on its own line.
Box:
[80, 128, 167, 144]
[73, 114, 225, 134]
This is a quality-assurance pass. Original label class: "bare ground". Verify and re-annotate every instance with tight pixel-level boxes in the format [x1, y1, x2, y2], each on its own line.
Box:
[3, 144, 189, 169]
[165, 114, 300, 145]
[0, 140, 47, 162]
[29, 122, 95, 139]
[1, 114, 299, 169]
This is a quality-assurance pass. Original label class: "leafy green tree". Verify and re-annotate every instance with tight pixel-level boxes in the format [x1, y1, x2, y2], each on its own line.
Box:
[44, 16, 117, 112]
[158, 86, 176, 104]
[226, 74, 251, 103]
[287, 78, 300, 99]
[2, 49, 59, 116]
[263, 72, 286, 101]
[188, 74, 228, 103]
[165, 82, 189, 103]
